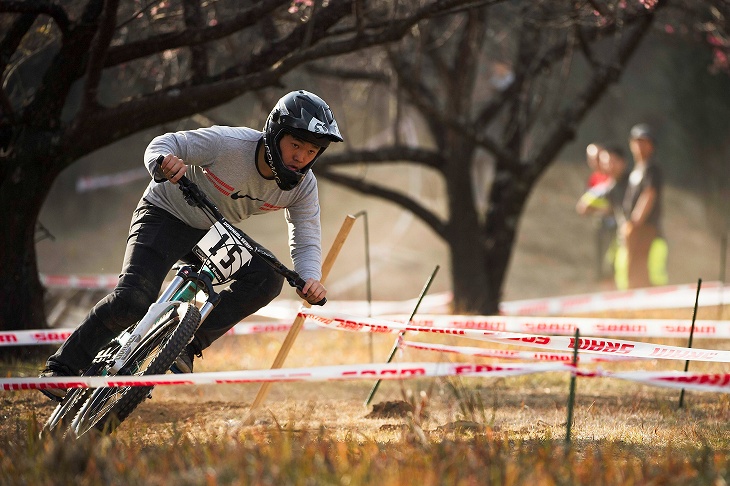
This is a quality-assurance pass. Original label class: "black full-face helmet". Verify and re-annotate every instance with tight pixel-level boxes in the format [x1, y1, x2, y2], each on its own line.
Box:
[263, 90, 343, 190]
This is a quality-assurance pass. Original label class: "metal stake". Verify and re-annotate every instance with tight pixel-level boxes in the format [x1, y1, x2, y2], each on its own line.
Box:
[565, 328, 580, 444]
[363, 265, 440, 407]
[354, 211, 373, 362]
[678, 278, 702, 409]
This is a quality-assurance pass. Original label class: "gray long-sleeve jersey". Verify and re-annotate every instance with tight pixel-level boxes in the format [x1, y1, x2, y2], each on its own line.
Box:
[142, 125, 322, 281]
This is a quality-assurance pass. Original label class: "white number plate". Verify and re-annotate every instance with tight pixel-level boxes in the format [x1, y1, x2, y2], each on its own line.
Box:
[193, 221, 252, 282]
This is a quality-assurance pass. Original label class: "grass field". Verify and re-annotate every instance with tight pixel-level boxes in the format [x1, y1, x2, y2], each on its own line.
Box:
[2, 305, 729, 485]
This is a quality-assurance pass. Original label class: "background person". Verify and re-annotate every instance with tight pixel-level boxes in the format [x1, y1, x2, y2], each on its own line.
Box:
[581, 143, 616, 280]
[576, 144, 630, 288]
[622, 123, 667, 289]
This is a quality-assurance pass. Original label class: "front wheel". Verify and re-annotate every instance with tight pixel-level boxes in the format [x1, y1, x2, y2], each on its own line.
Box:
[40, 388, 92, 439]
[40, 340, 123, 439]
[71, 303, 201, 437]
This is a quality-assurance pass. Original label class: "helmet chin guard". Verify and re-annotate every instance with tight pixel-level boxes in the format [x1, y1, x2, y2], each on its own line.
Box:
[263, 90, 343, 191]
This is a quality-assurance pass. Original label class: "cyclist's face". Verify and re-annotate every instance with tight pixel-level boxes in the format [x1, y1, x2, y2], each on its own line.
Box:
[279, 133, 321, 172]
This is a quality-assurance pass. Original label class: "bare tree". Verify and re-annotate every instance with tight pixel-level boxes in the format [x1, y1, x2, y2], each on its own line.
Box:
[315, 0, 728, 313]
[0, 0, 495, 334]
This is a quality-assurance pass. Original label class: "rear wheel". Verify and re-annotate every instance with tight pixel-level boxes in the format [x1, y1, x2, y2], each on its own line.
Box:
[72, 303, 200, 437]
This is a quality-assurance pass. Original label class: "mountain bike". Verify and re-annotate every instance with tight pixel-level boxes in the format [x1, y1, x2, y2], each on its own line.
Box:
[41, 156, 325, 438]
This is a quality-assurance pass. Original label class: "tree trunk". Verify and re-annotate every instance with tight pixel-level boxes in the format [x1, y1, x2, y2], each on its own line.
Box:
[443, 140, 495, 314]
[481, 165, 529, 314]
[0, 131, 62, 336]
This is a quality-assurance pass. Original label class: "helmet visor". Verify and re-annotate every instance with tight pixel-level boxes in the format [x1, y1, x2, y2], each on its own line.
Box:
[285, 126, 333, 149]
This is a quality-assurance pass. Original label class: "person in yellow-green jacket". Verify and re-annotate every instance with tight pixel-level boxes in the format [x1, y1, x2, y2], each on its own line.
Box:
[577, 142, 668, 289]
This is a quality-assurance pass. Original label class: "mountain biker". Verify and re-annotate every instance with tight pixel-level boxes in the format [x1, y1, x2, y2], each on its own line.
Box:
[39, 90, 343, 401]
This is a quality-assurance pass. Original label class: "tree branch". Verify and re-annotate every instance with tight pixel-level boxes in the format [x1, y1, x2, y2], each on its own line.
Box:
[103, 0, 289, 67]
[304, 63, 390, 84]
[0, 12, 37, 97]
[80, 0, 119, 115]
[65, 0, 515, 156]
[316, 166, 448, 239]
[183, 0, 208, 83]
[528, 3, 662, 180]
[0, 0, 70, 37]
[319, 146, 444, 171]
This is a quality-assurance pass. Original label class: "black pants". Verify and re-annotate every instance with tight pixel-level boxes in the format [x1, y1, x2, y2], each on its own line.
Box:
[47, 199, 284, 374]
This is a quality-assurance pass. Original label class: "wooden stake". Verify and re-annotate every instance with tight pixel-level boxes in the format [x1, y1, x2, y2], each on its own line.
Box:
[242, 214, 356, 425]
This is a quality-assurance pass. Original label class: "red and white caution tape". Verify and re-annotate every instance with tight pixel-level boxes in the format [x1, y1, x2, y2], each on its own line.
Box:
[75, 167, 149, 193]
[399, 340, 644, 363]
[0, 321, 322, 346]
[226, 321, 320, 335]
[387, 314, 730, 339]
[600, 370, 730, 394]
[5, 361, 730, 395]
[0, 329, 75, 346]
[300, 308, 730, 363]
[0, 361, 569, 391]
[500, 281, 727, 316]
[5, 311, 728, 347]
[41, 274, 120, 290]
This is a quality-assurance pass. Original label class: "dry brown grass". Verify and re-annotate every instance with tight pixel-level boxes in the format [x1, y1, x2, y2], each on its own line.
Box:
[2, 306, 729, 485]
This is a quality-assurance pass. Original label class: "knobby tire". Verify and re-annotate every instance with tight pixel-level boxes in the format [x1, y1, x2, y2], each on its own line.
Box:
[72, 303, 201, 437]
[40, 343, 121, 438]
[41, 388, 92, 439]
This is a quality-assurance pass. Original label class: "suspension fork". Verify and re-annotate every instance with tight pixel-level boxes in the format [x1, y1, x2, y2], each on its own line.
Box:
[108, 265, 220, 375]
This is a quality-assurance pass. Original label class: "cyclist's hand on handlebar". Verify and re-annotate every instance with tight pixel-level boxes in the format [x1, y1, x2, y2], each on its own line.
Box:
[297, 278, 327, 305]
[160, 154, 187, 184]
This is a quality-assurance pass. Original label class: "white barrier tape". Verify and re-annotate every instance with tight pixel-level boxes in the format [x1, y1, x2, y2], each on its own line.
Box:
[0, 321, 321, 346]
[0, 329, 75, 346]
[75, 167, 149, 193]
[399, 340, 644, 363]
[500, 281, 727, 316]
[6, 310, 728, 347]
[41, 274, 120, 290]
[386, 314, 730, 339]
[601, 370, 730, 394]
[227, 321, 321, 335]
[300, 308, 730, 363]
[4, 362, 730, 395]
[0, 361, 569, 391]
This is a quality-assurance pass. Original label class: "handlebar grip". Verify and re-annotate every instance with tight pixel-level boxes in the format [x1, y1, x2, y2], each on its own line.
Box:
[154, 154, 193, 186]
[289, 276, 326, 306]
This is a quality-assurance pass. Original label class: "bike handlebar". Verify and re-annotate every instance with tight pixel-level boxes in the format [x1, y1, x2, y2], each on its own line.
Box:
[154, 155, 326, 306]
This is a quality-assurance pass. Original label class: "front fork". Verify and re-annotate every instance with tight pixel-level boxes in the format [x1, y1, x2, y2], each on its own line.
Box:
[106, 265, 220, 375]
